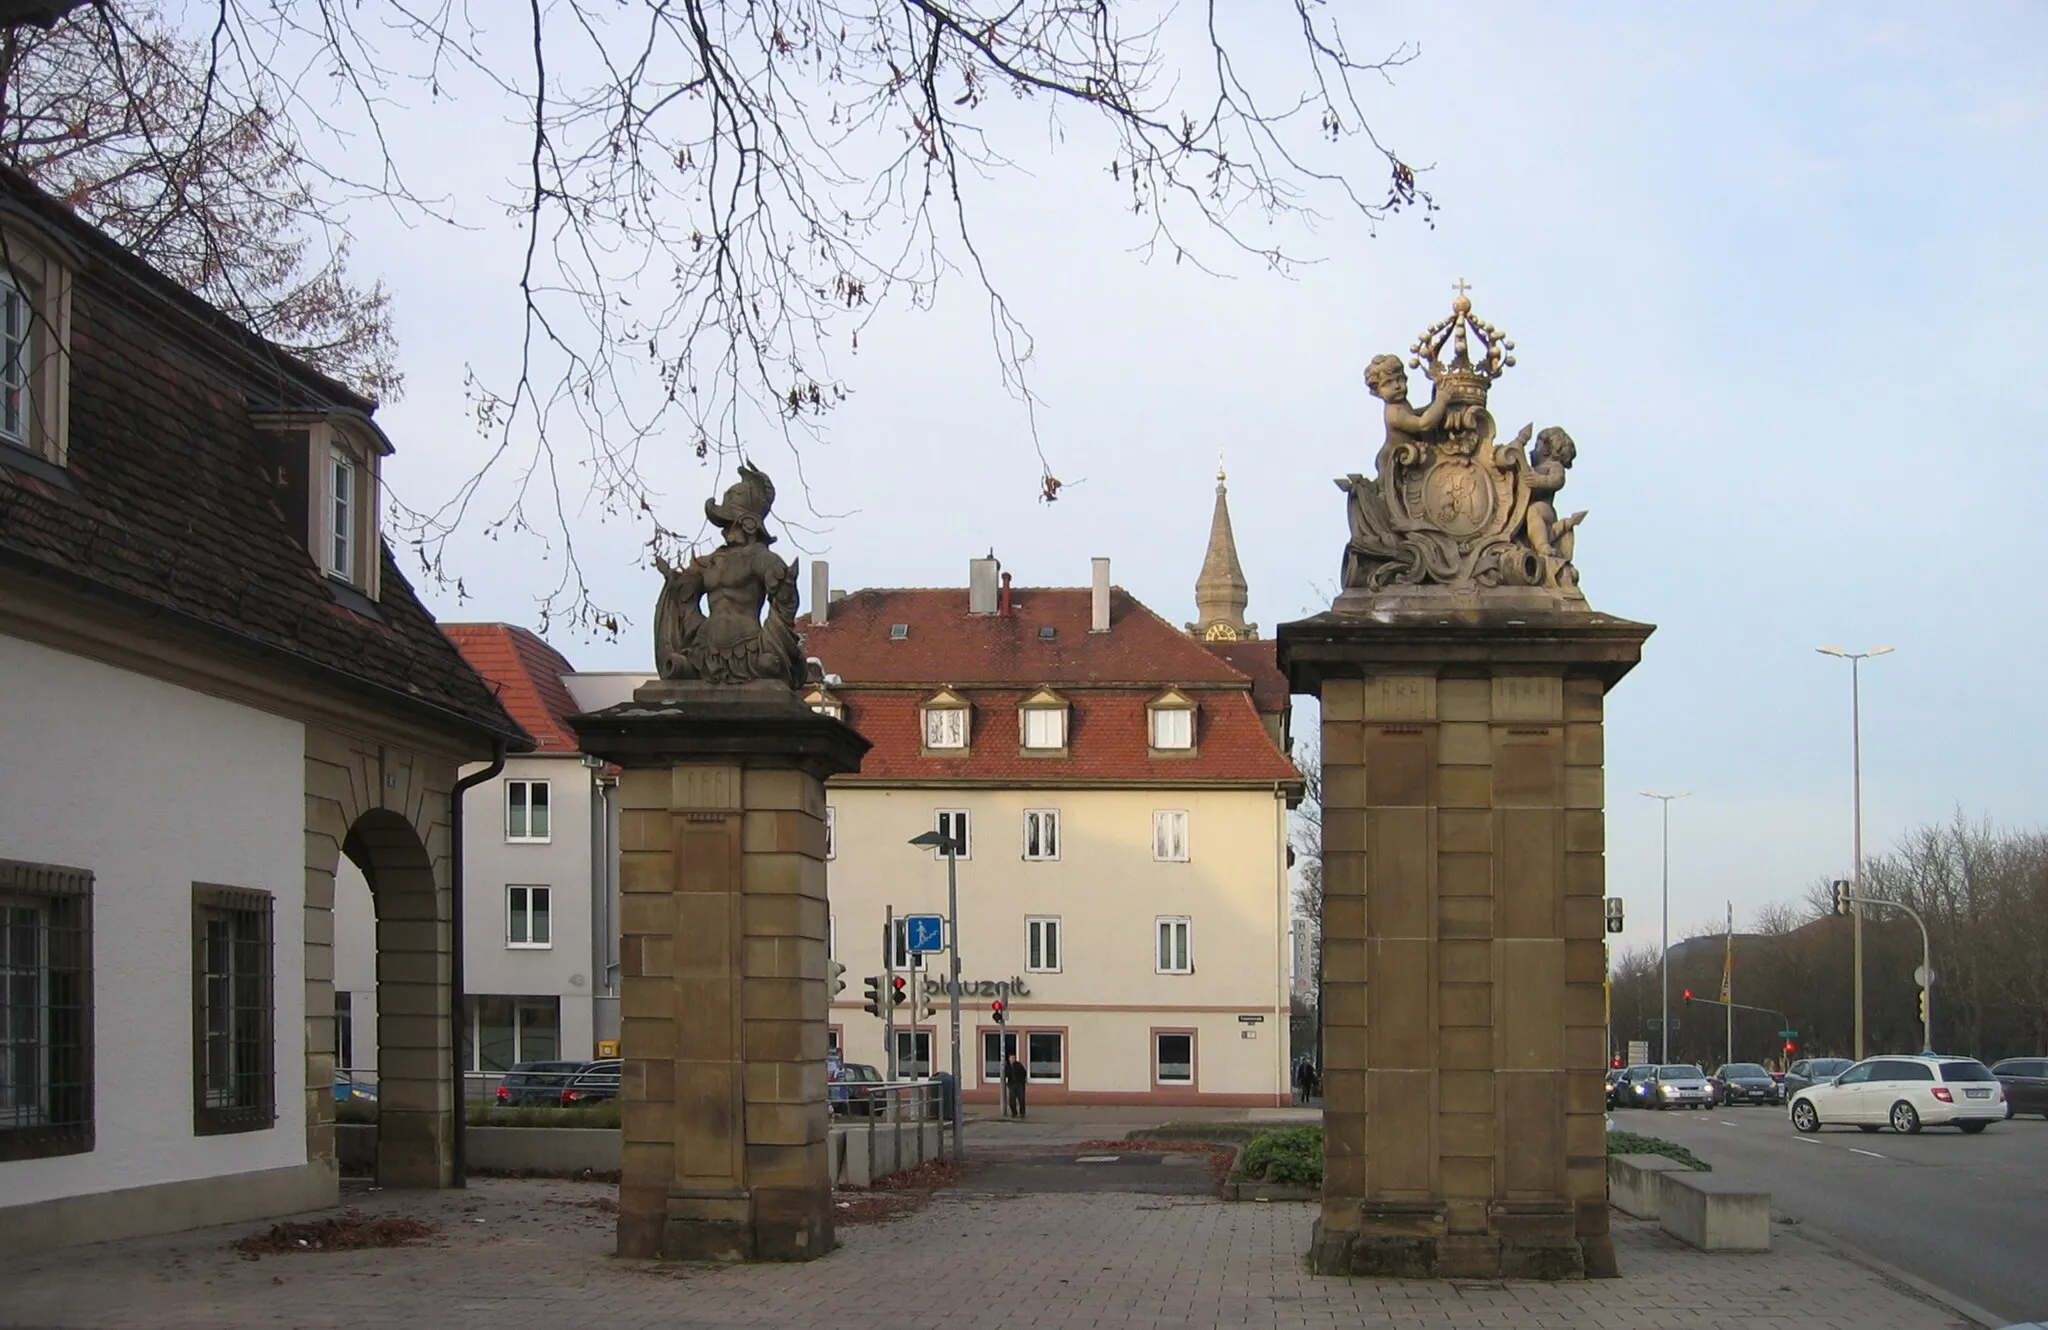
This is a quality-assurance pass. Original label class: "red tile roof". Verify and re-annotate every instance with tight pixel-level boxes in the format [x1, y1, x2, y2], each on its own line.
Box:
[443, 624, 582, 752]
[801, 588, 1299, 787]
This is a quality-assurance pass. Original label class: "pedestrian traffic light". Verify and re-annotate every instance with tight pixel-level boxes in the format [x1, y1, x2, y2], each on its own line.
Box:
[1611, 1054, 1623, 1069]
[830, 960, 847, 997]
[890, 976, 907, 1007]
[991, 999, 1007, 1025]
[862, 976, 882, 1017]
[1831, 880, 1852, 916]
[1603, 897, 1625, 934]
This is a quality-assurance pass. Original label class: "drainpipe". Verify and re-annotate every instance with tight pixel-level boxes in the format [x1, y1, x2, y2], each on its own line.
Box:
[450, 738, 508, 1188]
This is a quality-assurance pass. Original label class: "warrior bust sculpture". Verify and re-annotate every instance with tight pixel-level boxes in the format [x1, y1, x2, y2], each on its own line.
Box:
[653, 462, 805, 687]
[1334, 284, 1591, 610]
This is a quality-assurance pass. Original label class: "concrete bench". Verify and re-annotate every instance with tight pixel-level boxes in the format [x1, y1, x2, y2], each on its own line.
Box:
[1658, 1171, 1770, 1252]
[1606, 1153, 1692, 1220]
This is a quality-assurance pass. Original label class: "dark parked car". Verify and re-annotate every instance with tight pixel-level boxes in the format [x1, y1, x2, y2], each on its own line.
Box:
[1710, 1062, 1782, 1106]
[1612, 1064, 1658, 1109]
[496, 1060, 589, 1106]
[1782, 1057, 1855, 1096]
[829, 1062, 884, 1115]
[560, 1059, 622, 1107]
[1991, 1058, 2048, 1119]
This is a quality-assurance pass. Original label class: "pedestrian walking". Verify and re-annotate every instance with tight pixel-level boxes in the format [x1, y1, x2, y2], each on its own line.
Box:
[1003, 1052, 1028, 1119]
[1303, 1061, 1320, 1103]
[1293, 1058, 1310, 1105]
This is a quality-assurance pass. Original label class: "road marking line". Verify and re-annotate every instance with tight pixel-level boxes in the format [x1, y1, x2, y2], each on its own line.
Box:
[1718, 1120, 1739, 1126]
[1075, 1155, 1121, 1163]
[1849, 1147, 1885, 1159]
[1793, 1135, 1818, 1144]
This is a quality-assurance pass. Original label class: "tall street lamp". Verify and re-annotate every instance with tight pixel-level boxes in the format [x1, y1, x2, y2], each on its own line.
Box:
[908, 829, 965, 1161]
[1640, 790, 1690, 1063]
[1816, 644, 1892, 1060]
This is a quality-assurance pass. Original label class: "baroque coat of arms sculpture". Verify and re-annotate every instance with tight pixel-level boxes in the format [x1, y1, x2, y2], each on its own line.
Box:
[1337, 285, 1589, 611]
[652, 461, 806, 688]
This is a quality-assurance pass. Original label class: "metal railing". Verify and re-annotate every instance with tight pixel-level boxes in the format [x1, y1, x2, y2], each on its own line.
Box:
[834, 1077, 951, 1158]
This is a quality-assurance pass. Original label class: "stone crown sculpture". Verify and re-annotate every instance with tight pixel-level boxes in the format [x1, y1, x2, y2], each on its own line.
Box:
[1337, 284, 1587, 610]
[652, 461, 806, 687]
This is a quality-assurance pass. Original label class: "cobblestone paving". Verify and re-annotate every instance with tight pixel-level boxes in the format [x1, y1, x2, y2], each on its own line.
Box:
[0, 1179, 1974, 1330]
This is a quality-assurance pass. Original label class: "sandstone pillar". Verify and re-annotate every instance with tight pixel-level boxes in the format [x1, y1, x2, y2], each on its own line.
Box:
[1279, 611, 1650, 1280]
[572, 684, 868, 1262]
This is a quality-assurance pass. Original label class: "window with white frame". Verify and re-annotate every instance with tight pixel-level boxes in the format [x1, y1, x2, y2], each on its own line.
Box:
[1021, 706, 1066, 750]
[825, 806, 837, 860]
[1153, 809, 1190, 862]
[0, 229, 74, 467]
[1026, 916, 1061, 973]
[1156, 1031, 1194, 1083]
[506, 780, 551, 841]
[0, 280, 27, 449]
[924, 706, 968, 749]
[1022, 808, 1059, 861]
[889, 917, 930, 972]
[1156, 916, 1193, 974]
[1026, 1030, 1064, 1081]
[330, 448, 356, 581]
[507, 886, 552, 948]
[1150, 704, 1194, 750]
[934, 809, 971, 859]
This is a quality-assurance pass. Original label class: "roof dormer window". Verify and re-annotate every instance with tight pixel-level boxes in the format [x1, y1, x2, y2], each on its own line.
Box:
[1018, 687, 1068, 753]
[253, 411, 390, 601]
[1148, 688, 1197, 753]
[805, 686, 845, 721]
[0, 217, 77, 469]
[921, 688, 970, 751]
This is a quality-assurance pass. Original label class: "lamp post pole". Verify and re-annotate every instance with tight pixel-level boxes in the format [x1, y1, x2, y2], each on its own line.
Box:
[943, 839, 963, 1163]
[1641, 791, 1690, 1063]
[1817, 645, 1892, 1061]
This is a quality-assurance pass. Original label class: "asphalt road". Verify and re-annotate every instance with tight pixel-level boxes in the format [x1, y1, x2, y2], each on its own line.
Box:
[1617, 1100, 2048, 1323]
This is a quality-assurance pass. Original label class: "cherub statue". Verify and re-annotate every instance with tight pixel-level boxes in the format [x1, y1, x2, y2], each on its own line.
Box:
[1363, 353, 1450, 470]
[652, 462, 804, 686]
[1522, 427, 1587, 587]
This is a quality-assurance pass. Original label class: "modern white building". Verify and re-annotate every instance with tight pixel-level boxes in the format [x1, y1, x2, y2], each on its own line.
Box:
[0, 170, 526, 1250]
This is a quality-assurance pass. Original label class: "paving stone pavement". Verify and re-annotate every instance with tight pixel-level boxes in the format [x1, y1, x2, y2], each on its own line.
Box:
[0, 1178, 1976, 1330]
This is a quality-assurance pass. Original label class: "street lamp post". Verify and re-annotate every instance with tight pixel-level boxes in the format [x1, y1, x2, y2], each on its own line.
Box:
[909, 829, 965, 1161]
[1816, 644, 1893, 1061]
[1640, 790, 1690, 1063]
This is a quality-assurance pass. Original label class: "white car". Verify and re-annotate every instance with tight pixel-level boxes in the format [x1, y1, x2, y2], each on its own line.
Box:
[1788, 1055, 2006, 1134]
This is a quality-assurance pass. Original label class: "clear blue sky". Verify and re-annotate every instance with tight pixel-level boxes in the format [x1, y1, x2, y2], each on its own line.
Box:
[348, 3, 2047, 958]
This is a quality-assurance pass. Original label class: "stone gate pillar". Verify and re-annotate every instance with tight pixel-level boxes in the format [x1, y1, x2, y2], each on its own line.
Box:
[572, 682, 868, 1262]
[1280, 618, 1648, 1278]
[1279, 287, 1653, 1279]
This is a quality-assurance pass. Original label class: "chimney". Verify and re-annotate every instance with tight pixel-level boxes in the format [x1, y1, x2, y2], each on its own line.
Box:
[999, 571, 1013, 617]
[1091, 557, 1111, 633]
[968, 551, 1000, 615]
[809, 560, 830, 626]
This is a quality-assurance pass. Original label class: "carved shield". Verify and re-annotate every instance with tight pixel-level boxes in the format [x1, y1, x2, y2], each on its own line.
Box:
[1421, 457, 1495, 538]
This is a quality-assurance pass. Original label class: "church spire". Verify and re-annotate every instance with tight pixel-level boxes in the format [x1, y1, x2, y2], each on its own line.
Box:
[1188, 457, 1256, 641]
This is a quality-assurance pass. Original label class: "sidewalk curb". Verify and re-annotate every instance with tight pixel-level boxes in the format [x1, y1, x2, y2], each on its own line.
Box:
[1784, 1222, 2005, 1328]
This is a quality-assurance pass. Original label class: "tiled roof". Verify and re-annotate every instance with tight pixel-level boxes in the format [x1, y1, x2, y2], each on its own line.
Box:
[1201, 638, 1291, 715]
[444, 624, 582, 752]
[801, 587, 1249, 686]
[802, 587, 1299, 787]
[0, 168, 527, 748]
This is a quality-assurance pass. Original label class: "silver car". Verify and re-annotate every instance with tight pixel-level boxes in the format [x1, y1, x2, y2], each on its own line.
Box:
[1647, 1063, 1713, 1110]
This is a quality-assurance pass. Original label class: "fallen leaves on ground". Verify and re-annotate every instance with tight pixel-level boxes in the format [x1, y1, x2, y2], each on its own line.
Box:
[873, 1157, 967, 1191]
[233, 1211, 434, 1257]
[580, 1196, 621, 1214]
[834, 1155, 966, 1226]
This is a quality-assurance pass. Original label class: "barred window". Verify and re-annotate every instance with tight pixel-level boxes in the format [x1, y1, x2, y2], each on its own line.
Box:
[192, 885, 275, 1136]
[0, 858, 93, 1162]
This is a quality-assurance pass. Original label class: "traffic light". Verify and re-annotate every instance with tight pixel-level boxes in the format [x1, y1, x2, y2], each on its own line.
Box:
[1682, 989, 1693, 1004]
[1611, 1053, 1623, 1069]
[1783, 1038, 1797, 1057]
[862, 976, 882, 1017]
[1603, 897, 1625, 934]
[830, 960, 847, 997]
[991, 999, 1007, 1025]
[1918, 988, 1928, 1024]
[890, 976, 907, 1008]
[1831, 880, 1852, 916]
